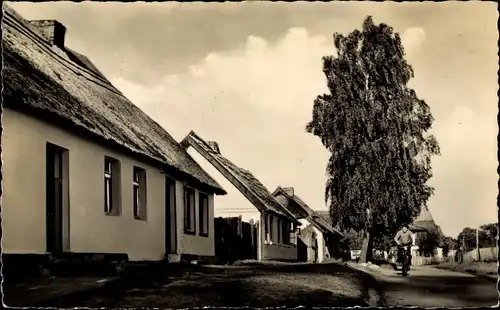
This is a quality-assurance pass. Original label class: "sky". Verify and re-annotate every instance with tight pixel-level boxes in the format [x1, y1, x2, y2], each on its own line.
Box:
[8, 1, 498, 238]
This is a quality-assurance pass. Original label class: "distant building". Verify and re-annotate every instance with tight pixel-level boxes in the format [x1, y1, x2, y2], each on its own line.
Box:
[272, 187, 344, 263]
[181, 131, 300, 261]
[410, 206, 444, 243]
[2, 5, 226, 263]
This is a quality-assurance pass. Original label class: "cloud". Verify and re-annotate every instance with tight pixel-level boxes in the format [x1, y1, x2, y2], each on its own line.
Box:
[111, 25, 497, 237]
[111, 27, 333, 133]
[111, 28, 333, 220]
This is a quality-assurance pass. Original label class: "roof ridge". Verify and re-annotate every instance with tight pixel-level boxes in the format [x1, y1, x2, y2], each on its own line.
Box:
[273, 187, 344, 237]
[414, 205, 435, 223]
[4, 6, 225, 194]
[3, 7, 123, 97]
[187, 131, 298, 222]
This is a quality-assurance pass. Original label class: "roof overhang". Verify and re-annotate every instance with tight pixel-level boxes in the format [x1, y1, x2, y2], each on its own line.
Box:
[182, 131, 300, 225]
[273, 186, 344, 237]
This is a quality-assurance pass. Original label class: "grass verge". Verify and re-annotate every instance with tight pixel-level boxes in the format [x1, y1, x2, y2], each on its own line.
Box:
[434, 261, 497, 281]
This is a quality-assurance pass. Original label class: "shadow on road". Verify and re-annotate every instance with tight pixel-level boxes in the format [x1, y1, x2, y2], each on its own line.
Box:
[231, 262, 388, 306]
[378, 270, 497, 307]
[42, 262, 377, 308]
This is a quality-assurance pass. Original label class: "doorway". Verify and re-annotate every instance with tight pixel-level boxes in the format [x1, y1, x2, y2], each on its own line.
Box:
[46, 143, 68, 253]
[165, 177, 177, 254]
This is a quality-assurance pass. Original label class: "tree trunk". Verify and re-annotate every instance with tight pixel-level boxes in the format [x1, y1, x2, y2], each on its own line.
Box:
[359, 207, 374, 264]
[359, 231, 373, 263]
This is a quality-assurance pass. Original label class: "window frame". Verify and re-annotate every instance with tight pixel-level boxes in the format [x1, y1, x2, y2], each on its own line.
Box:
[133, 166, 147, 220]
[198, 192, 209, 237]
[184, 187, 196, 235]
[264, 214, 269, 241]
[269, 215, 274, 242]
[277, 218, 282, 244]
[283, 220, 291, 244]
[104, 157, 121, 216]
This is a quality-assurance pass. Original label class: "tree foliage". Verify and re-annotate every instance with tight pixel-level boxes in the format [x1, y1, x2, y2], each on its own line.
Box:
[306, 16, 440, 261]
[458, 224, 498, 251]
[416, 228, 441, 257]
[344, 228, 364, 250]
[480, 222, 498, 242]
[458, 227, 477, 252]
[441, 237, 458, 257]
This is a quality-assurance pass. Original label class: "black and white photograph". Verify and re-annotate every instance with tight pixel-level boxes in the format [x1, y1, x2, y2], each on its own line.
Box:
[1, 1, 498, 308]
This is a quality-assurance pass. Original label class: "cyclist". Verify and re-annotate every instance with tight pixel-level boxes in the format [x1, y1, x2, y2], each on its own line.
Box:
[394, 225, 414, 265]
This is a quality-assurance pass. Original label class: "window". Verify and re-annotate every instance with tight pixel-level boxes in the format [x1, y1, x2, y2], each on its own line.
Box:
[133, 166, 147, 220]
[184, 187, 196, 234]
[104, 157, 121, 215]
[269, 215, 274, 242]
[199, 193, 209, 237]
[290, 223, 297, 245]
[283, 220, 290, 244]
[264, 214, 269, 241]
[277, 219, 282, 244]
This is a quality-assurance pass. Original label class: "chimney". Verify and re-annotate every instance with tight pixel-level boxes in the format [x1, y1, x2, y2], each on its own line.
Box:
[283, 187, 295, 196]
[29, 20, 66, 49]
[206, 141, 221, 154]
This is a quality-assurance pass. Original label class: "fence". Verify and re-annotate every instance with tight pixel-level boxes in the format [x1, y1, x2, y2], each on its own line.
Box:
[214, 216, 258, 264]
[463, 247, 498, 263]
[414, 247, 498, 266]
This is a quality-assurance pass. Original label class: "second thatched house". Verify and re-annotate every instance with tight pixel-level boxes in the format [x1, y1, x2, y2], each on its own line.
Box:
[272, 187, 344, 263]
[181, 131, 301, 262]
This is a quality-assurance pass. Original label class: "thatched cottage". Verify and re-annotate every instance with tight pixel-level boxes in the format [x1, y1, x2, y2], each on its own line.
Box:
[181, 131, 301, 261]
[1, 5, 226, 263]
[272, 187, 344, 263]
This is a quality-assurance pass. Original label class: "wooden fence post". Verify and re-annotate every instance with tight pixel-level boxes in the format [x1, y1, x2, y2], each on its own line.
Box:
[238, 215, 243, 237]
[250, 219, 255, 249]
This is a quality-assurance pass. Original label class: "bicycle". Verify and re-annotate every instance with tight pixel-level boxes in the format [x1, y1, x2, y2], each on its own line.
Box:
[399, 244, 412, 277]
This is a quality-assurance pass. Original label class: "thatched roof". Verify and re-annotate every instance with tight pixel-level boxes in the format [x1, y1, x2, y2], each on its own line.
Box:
[410, 206, 439, 234]
[316, 210, 331, 224]
[2, 5, 225, 195]
[272, 187, 344, 238]
[414, 205, 434, 223]
[181, 131, 299, 224]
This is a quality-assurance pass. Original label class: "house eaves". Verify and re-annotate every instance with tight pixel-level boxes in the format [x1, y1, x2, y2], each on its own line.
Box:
[272, 186, 344, 237]
[181, 131, 300, 225]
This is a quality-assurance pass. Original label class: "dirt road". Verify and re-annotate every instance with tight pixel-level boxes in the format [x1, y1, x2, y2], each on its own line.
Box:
[12, 262, 496, 308]
[40, 263, 377, 308]
[373, 265, 498, 307]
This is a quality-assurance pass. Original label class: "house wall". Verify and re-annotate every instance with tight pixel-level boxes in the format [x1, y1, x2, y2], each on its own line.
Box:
[186, 147, 298, 261]
[175, 183, 215, 257]
[262, 244, 297, 261]
[261, 212, 297, 261]
[313, 227, 325, 263]
[298, 219, 326, 263]
[2, 108, 214, 261]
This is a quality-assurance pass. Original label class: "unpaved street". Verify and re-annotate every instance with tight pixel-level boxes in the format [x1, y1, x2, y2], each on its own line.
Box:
[15, 262, 498, 308]
[372, 265, 498, 307]
[43, 263, 377, 308]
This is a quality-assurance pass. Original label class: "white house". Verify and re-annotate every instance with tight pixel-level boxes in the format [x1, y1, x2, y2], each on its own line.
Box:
[1, 5, 226, 264]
